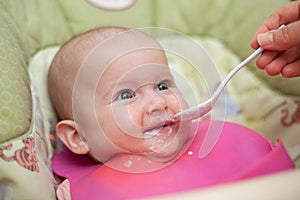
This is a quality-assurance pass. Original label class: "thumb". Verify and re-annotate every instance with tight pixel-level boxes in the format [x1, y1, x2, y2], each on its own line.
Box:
[257, 21, 300, 50]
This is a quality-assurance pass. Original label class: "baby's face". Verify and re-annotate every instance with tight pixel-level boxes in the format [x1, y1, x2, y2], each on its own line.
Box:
[94, 48, 191, 162]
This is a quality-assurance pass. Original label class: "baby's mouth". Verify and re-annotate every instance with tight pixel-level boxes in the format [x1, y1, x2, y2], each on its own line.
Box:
[143, 120, 175, 138]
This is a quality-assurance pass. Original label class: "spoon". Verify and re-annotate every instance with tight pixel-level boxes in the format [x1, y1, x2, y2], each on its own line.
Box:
[172, 46, 263, 121]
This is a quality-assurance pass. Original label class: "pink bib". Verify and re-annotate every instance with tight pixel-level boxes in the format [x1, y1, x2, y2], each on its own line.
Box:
[52, 120, 295, 200]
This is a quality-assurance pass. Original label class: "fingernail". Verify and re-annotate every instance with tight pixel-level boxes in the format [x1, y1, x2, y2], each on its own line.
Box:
[258, 33, 273, 46]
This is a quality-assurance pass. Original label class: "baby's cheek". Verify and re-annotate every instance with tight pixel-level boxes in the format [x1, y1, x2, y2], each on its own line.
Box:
[128, 104, 143, 128]
[111, 104, 143, 138]
[169, 91, 188, 112]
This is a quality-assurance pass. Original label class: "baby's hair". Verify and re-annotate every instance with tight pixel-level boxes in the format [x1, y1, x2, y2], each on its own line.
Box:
[48, 26, 129, 120]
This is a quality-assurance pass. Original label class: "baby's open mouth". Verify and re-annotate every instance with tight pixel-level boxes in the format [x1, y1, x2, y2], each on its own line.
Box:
[143, 120, 175, 138]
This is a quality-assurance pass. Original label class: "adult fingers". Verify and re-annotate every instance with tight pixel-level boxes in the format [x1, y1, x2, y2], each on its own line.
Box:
[256, 51, 280, 69]
[263, 46, 300, 76]
[257, 21, 300, 50]
[281, 60, 300, 78]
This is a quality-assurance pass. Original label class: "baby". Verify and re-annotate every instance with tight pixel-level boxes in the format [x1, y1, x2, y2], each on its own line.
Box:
[48, 26, 192, 165]
[49, 26, 294, 200]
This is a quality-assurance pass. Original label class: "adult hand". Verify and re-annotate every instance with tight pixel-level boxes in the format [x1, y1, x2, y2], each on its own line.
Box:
[250, 1, 300, 78]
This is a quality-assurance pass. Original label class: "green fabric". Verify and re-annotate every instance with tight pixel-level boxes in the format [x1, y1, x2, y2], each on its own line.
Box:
[0, 5, 32, 144]
[0, 0, 71, 56]
[57, 0, 153, 35]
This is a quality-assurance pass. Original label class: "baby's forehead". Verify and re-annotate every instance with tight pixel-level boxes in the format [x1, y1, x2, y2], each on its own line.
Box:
[74, 28, 166, 89]
[89, 49, 169, 90]
[87, 29, 161, 53]
[80, 29, 164, 71]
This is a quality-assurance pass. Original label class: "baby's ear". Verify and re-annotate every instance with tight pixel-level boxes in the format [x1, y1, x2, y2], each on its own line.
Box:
[56, 120, 89, 154]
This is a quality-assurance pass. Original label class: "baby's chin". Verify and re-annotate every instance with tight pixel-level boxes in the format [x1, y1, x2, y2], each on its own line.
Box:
[145, 134, 189, 163]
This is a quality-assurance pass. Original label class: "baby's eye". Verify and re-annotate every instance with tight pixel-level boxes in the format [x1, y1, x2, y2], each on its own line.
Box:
[157, 81, 169, 91]
[116, 90, 135, 101]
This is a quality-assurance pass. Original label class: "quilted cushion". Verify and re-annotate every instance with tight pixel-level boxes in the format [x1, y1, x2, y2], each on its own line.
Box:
[0, 4, 31, 145]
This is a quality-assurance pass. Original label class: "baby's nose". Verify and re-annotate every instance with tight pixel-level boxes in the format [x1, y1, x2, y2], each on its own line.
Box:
[146, 93, 168, 115]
